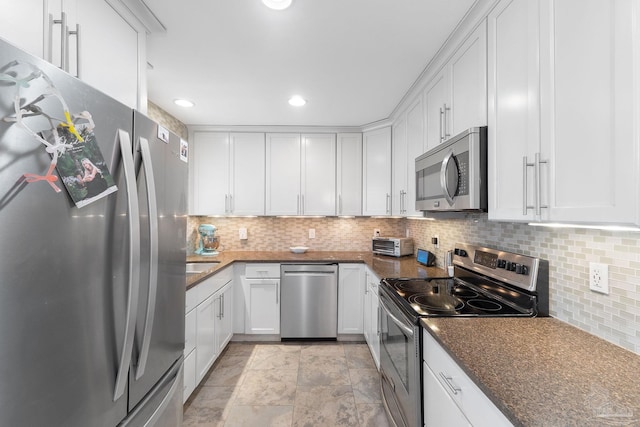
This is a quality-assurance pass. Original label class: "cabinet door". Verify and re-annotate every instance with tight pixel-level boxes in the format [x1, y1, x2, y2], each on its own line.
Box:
[369, 281, 380, 369]
[338, 264, 365, 334]
[0, 0, 45, 58]
[244, 279, 280, 334]
[488, 0, 540, 221]
[190, 132, 229, 215]
[196, 294, 216, 382]
[214, 281, 234, 353]
[423, 363, 472, 427]
[450, 21, 488, 136]
[75, 0, 140, 108]
[392, 117, 408, 216]
[301, 134, 336, 215]
[184, 308, 196, 356]
[266, 134, 301, 215]
[336, 133, 363, 216]
[230, 133, 265, 215]
[362, 127, 392, 216]
[183, 350, 196, 403]
[405, 97, 425, 217]
[424, 70, 450, 150]
[363, 272, 372, 344]
[540, 0, 640, 225]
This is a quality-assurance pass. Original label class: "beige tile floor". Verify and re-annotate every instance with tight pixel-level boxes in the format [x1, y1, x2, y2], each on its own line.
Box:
[183, 342, 391, 427]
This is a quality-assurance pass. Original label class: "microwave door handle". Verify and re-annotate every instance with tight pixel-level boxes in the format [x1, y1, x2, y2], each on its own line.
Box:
[440, 150, 457, 206]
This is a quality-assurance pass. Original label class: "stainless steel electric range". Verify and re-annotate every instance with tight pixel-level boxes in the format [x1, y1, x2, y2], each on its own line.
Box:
[378, 243, 549, 427]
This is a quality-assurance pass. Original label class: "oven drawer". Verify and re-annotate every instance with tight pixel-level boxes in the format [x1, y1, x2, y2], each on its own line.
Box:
[423, 330, 512, 427]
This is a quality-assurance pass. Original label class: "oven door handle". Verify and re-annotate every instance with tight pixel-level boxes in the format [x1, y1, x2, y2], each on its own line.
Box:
[379, 298, 414, 338]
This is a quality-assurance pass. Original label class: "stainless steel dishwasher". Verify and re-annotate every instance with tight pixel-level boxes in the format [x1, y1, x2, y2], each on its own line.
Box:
[280, 264, 338, 339]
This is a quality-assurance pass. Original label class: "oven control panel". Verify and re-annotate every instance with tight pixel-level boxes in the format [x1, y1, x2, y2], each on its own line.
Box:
[452, 243, 548, 293]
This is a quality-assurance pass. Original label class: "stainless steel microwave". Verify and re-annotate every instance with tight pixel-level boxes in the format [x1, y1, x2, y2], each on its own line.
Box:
[415, 127, 487, 212]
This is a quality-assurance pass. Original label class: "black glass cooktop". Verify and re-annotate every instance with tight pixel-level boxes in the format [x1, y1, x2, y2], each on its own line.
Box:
[381, 277, 531, 318]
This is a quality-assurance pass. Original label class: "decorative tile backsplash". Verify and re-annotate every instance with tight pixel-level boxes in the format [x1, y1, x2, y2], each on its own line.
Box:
[189, 214, 640, 354]
[147, 101, 189, 140]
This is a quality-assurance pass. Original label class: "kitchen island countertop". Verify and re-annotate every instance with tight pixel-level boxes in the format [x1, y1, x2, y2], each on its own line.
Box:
[186, 251, 446, 289]
[422, 317, 640, 427]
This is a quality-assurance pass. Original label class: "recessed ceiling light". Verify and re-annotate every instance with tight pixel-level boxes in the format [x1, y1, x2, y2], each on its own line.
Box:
[288, 95, 306, 107]
[174, 99, 194, 108]
[262, 0, 292, 10]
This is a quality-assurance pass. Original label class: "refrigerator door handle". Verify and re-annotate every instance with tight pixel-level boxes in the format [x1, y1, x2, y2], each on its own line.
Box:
[134, 137, 159, 380]
[114, 129, 141, 401]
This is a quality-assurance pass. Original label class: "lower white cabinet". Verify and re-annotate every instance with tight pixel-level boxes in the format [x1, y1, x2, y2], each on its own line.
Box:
[196, 294, 217, 383]
[423, 330, 512, 427]
[338, 264, 365, 334]
[241, 263, 281, 335]
[183, 266, 234, 402]
[363, 267, 380, 369]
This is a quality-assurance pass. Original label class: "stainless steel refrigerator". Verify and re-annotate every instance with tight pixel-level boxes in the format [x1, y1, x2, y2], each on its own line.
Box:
[0, 38, 187, 426]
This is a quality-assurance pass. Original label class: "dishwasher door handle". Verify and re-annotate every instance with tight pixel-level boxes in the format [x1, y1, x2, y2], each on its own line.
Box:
[282, 271, 336, 276]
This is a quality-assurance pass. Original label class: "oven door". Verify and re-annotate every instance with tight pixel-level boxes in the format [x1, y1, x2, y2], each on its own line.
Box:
[379, 289, 421, 427]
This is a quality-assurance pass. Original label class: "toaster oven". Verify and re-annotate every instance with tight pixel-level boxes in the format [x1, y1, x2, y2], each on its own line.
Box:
[372, 237, 414, 257]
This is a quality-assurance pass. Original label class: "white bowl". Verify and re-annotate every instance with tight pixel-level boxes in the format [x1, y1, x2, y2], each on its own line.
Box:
[290, 246, 309, 254]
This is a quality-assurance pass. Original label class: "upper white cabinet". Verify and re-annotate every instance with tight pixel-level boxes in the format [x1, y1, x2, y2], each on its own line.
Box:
[190, 132, 265, 216]
[337, 133, 363, 216]
[0, 0, 46, 58]
[538, 0, 640, 225]
[393, 97, 425, 217]
[266, 133, 336, 216]
[363, 127, 392, 216]
[424, 22, 487, 151]
[487, 0, 541, 221]
[392, 117, 408, 216]
[0, 0, 145, 109]
[489, 0, 640, 225]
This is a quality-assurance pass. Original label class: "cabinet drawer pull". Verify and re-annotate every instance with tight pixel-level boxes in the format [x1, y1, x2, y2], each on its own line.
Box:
[439, 372, 461, 395]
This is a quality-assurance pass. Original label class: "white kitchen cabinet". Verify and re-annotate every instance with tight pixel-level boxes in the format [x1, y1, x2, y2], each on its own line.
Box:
[190, 132, 265, 216]
[363, 267, 380, 369]
[214, 280, 234, 353]
[489, 0, 640, 226]
[538, 0, 640, 225]
[337, 264, 365, 334]
[183, 350, 196, 404]
[242, 264, 280, 335]
[423, 331, 513, 427]
[0, 0, 145, 109]
[424, 69, 450, 150]
[423, 362, 472, 427]
[336, 133, 363, 216]
[195, 293, 216, 383]
[362, 127, 392, 216]
[265, 133, 336, 216]
[393, 97, 425, 217]
[487, 0, 540, 222]
[0, 0, 46, 58]
[392, 117, 407, 216]
[184, 266, 234, 401]
[425, 21, 487, 151]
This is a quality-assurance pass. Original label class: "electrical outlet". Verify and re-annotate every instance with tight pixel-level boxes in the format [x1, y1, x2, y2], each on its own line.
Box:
[374, 229, 381, 237]
[309, 229, 316, 239]
[239, 228, 247, 240]
[589, 262, 609, 294]
[432, 235, 439, 248]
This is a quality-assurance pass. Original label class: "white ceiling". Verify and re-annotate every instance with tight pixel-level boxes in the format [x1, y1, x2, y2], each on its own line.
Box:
[143, 0, 476, 127]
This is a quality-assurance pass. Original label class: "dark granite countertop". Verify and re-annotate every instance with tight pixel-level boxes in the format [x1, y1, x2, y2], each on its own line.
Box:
[185, 251, 446, 290]
[421, 317, 640, 427]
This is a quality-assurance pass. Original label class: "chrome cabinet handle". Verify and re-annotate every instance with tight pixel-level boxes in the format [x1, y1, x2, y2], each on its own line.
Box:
[535, 153, 548, 216]
[338, 194, 342, 215]
[225, 194, 229, 213]
[439, 372, 461, 395]
[443, 104, 451, 139]
[134, 137, 159, 380]
[229, 194, 233, 213]
[68, 23, 80, 77]
[222, 294, 225, 318]
[523, 156, 535, 215]
[439, 107, 445, 142]
[51, 12, 67, 69]
[113, 129, 141, 401]
[301, 194, 304, 215]
[385, 193, 391, 214]
[276, 281, 279, 304]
